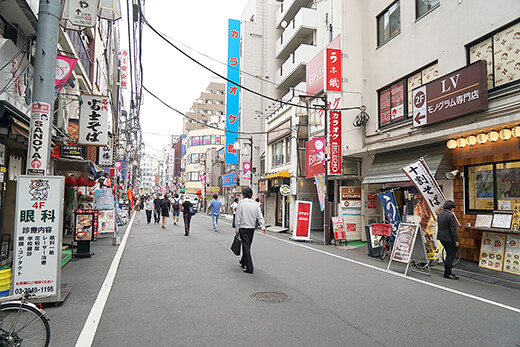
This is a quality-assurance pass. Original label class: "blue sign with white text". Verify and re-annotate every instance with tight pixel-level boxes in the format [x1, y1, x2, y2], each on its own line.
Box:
[222, 172, 237, 187]
[225, 19, 241, 165]
[378, 191, 401, 240]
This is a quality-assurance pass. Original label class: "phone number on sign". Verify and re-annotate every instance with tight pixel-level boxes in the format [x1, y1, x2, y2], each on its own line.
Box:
[14, 286, 55, 295]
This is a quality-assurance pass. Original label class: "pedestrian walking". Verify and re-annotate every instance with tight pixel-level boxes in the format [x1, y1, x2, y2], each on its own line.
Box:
[181, 196, 194, 236]
[207, 194, 223, 232]
[230, 198, 239, 228]
[437, 200, 459, 280]
[134, 197, 142, 224]
[235, 187, 265, 274]
[144, 195, 153, 224]
[161, 194, 171, 229]
[153, 193, 162, 224]
[171, 193, 181, 225]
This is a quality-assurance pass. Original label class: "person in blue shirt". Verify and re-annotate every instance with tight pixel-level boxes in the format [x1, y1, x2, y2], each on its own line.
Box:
[207, 194, 223, 232]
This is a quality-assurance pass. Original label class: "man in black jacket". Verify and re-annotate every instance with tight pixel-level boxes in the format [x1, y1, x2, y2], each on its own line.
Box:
[153, 194, 162, 224]
[437, 200, 459, 279]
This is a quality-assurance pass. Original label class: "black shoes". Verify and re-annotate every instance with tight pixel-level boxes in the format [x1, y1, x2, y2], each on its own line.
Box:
[243, 269, 253, 274]
[444, 274, 459, 280]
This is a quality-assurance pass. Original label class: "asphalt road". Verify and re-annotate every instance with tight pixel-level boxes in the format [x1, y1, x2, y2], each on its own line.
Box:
[46, 211, 520, 347]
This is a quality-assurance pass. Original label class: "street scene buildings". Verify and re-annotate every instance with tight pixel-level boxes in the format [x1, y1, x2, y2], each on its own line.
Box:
[0, 0, 519, 345]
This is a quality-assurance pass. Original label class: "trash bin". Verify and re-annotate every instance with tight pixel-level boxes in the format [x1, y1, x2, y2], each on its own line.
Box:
[365, 225, 380, 258]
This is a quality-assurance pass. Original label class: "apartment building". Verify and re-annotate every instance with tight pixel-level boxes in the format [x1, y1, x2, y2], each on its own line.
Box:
[183, 77, 226, 133]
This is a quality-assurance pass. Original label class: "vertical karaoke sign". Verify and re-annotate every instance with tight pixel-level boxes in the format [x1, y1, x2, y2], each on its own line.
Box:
[326, 48, 342, 175]
[225, 19, 241, 165]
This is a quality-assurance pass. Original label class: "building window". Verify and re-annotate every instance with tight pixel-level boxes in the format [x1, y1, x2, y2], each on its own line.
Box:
[468, 20, 520, 90]
[285, 137, 291, 162]
[465, 161, 520, 213]
[187, 172, 200, 181]
[272, 139, 285, 167]
[416, 0, 439, 19]
[377, 1, 400, 46]
[378, 62, 438, 128]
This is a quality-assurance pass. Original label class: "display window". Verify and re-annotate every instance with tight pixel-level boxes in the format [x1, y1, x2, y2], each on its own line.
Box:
[465, 161, 520, 213]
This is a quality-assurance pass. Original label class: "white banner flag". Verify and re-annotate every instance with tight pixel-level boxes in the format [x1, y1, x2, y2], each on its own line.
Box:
[79, 94, 109, 146]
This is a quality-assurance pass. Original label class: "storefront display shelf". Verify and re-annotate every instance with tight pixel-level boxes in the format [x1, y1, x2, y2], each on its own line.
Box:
[461, 226, 520, 235]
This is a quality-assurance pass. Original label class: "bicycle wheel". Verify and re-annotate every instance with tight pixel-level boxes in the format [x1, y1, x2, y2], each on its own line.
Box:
[378, 245, 389, 261]
[412, 260, 430, 269]
[440, 246, 462, 267]
[0, 302, 50, 347]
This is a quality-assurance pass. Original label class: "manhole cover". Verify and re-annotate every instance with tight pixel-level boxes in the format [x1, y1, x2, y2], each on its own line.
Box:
[249, 291, 291, 303]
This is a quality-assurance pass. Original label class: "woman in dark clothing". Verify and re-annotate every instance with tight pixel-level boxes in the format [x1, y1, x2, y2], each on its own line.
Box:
[161, 194, 171, 229]
[437, 200, 459, 279]
[181, 196, 194, 236]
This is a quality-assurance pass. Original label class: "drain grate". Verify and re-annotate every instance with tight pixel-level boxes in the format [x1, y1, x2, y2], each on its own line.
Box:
[249, 291, 291, 304]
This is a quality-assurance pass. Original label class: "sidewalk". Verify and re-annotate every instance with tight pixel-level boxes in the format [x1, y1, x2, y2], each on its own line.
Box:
[307, 229, 520, 290]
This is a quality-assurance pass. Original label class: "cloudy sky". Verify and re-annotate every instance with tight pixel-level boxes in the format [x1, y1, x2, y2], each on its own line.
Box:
[119, 1, 248, 155]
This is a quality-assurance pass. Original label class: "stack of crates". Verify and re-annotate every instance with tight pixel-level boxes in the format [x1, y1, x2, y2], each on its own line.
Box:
[0, 269, 11, 296]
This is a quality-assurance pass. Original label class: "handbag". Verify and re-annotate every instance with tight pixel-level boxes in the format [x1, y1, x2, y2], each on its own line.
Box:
[231, 234, 241, 256]
[188, 205, 196, 216]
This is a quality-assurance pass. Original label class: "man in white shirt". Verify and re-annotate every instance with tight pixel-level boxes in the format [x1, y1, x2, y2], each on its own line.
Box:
[235, 187, 265, 274]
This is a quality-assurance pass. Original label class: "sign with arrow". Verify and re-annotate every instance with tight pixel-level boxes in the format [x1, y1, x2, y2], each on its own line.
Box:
[65, 0, 99, 28]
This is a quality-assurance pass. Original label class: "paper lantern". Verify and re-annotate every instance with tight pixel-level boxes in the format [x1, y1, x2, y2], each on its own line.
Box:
[488, 130, 499, 142]
[466, 135, 477, 146]
[499, 128, 512, 141]
[66, 175, 78, 186]
[512, 126, 520, 138]
[446, 139, 457, 149]
[77, 175, 90, 186]
[456, 137, 467, 148]
[476, 133, 488, 144]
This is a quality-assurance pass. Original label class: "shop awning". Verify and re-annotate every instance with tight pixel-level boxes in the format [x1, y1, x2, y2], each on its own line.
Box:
[362, 143, 452, 185]
[54, 158, 109, 179]
[266, 170, 290, 179]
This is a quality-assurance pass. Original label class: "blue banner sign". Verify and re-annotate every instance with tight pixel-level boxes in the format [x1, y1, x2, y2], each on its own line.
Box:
[378, 191, 401, 240]
[225, 19, 241, 165]
[222, 172, 237, 187]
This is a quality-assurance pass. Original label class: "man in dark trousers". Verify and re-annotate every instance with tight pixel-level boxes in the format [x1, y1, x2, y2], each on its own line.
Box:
[235, 187, 265, 274]
[153, 193, 162, 224]
[437, 200, 459, 279]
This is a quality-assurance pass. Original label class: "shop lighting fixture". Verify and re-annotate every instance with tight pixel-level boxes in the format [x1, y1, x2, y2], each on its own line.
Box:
[477, 133, 488, 144]
[457, 137, 467, 148]
[511, 126, 520, 138]
[488, 130, 499, 142]
[446, 139, 457, 149]
[466, 135, 477, 146]
[499, 128, 512, 141]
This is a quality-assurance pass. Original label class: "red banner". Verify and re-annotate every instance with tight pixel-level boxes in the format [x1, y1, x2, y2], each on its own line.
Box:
[328, 109, 342, 175]
[305, 138, 325, 178]
[293, 201, 312, 240]
[326, 48, 341, 92]
[55, 54, 77, 94]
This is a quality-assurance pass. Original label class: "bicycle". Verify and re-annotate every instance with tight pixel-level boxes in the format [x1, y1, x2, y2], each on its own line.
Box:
[412, 227, 462, 269]
[371, 224, 394, 261]
[0, 291, 50, 346]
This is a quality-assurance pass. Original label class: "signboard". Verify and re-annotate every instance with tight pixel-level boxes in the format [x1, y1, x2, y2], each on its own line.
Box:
[27, 102, 51, 175]
[314, 174, 326, 212]
[279, 184, 290, 197]
[474, 214, 492, 228]
[74, 210, 98, 241]
[402, 159, 446, 219]
[61, 145, 84, 159]
[512, 204, 520, 230]
[79, 95, 110, 146]
[225, 19, 241, 165]
[331, 216, 346, 242]
[491, 211, 513, 229]
[305, 138, 325, 178]
[390, 223, 418, 264]
[306, 36, 341, 96]
[98, 135, 114, 167]
[64, 0, 98, 27]
[13, 176, 64, 297]
[258, 180, 268, 193]
[120, 49, 129, 89]
[222, 172, 237, 187]
[378, 191, 401, 239]
[55, 54, 77, 95]
[412, 61, 488, 127]
[98, 210, 116, 234]
[292, 200, 312, 241]
[479, 232, 506, 271]
[325, 48, 342, 92]
[242, 162, 251, 180]
[503, 234, 520, 275]
[328, 95, 342, 175]
[340, 186, 361, 209]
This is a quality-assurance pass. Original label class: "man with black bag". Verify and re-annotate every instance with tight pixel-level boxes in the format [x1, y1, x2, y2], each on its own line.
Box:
[235, 187, 265, 274]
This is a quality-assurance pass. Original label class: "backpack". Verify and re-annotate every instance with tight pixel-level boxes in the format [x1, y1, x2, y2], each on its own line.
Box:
[173, 199, 180, 210]
[161, 199, 170, 209]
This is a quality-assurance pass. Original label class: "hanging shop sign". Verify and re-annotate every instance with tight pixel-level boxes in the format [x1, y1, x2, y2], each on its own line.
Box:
[222, 172, 237, 187]
[328, 94, 342, 175]
[61, 145, 84, 160]
[98, 135, 115, 167]
[120, 49, 129, 89]
[55, 54, 78, 95]
[305, 138, 325, 178]
[27, 102, 51, 175]
[279, 184, 290, 197]
[292, 200, 312, 241]
[258, 180, 269, 193]
[225, 19, 241, 165]
[412, 60, 488, 127]
[79, 95, 109, 146]
[325, 48, 342, 92]
[63, 0, 99, 27]
[242, 162, 251, 180]
[402, 159, 446, 219]
[378, 191, 401, 239]
[12, 176, 64, 297]
[314, 174, 326, 212]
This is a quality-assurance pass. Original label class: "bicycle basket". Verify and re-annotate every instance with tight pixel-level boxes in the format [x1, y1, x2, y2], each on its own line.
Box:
[371, 224, 393, 237]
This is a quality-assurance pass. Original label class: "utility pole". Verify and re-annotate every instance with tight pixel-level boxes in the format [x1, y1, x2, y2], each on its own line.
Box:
[26, 0, 61, 175]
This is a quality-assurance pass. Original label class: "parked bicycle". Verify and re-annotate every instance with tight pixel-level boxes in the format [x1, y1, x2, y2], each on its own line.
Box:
[371, 223, 394, 261]
[0, 290, 50, 346]
[412, 228, 462, 269]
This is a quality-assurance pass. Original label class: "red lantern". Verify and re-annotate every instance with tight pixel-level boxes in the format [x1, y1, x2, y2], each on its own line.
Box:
[78, 175, 89, 186]
[66, 175, 78, 186]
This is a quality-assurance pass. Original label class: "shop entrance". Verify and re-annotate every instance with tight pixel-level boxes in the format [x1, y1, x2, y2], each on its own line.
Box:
[275, 192, 289, 227]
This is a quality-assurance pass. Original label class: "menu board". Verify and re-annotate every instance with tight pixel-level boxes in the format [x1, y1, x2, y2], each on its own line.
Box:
[491, 212, 513, 229]
[390, 223, 419, 263]
[503, 234, 520, 275]
[479, 232, 506, 271]
[511, 204, 520, 230]
[74, 213, 94, 241]
[474, 214, 492, 228]
[98, 210, 116, 233]
[331, 216, 346, 241]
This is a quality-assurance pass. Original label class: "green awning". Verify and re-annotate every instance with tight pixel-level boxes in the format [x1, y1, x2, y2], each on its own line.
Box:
[362, 143, 452, 185]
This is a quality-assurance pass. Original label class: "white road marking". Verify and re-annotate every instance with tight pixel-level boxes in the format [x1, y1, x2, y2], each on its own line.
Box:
[264, 233, 520, 314]
[75, 211, 136, 347]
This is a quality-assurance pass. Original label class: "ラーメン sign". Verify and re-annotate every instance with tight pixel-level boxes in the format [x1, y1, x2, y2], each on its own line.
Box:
[13, 176, 64, 298]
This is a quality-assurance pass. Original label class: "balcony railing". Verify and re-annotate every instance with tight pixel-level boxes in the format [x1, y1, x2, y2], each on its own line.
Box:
[67, 30, 92, 81]
[275, 44, 316, 89]
[275, 7, 317, 60]
[276, 0, 312, 29]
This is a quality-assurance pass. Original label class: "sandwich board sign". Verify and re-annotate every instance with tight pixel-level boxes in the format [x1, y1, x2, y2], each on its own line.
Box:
[387, 223, 430, 276]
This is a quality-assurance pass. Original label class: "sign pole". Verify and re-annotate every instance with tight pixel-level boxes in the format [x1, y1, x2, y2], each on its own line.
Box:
[26, 0, 62, 175]
[323, 94, 330, 245]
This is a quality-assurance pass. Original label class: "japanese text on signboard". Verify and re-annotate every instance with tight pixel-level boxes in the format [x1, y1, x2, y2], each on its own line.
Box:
[79, 95, 109, 146]
[225, 19, 241, 165]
